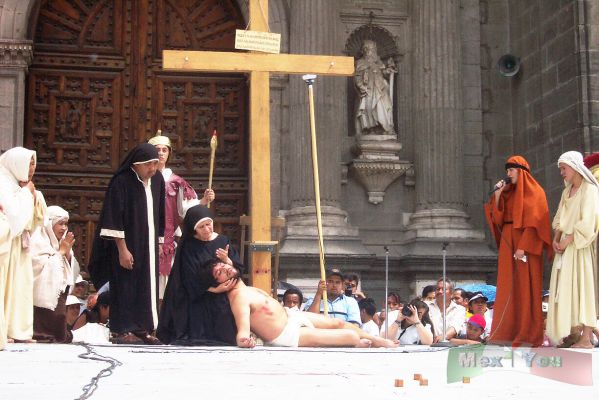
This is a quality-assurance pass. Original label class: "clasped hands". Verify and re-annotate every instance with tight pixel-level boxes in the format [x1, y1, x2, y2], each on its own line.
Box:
[553, 234, 573, 254]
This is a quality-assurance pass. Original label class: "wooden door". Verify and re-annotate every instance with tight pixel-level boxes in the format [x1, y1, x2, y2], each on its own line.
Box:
[25, 0, 248, 270]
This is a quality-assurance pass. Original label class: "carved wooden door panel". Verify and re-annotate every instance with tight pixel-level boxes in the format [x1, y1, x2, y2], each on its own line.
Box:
[25, 0, 248, 270]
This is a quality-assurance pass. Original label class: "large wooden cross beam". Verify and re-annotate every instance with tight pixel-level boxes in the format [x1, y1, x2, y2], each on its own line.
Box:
[162, 0, 354, 294]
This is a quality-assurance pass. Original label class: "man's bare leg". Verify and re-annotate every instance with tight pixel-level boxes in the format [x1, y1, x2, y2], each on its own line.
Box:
[297, 327, 363, 347]
[303, 312, 397, 348]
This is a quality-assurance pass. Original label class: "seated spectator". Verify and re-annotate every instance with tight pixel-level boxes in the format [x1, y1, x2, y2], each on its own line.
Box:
[72, 275, 90, 314]
[30, 205, 80, 343]
[385, 299, 434, 345]
[344, 273, 366, 300]
[304, 269, 361, 326]
[428, 278, 466, 342]
[459, 292, 492, 338]
[452, 288, 471, 308]
[71, 291, 110, 344]
[450, 314, 486, 345]
[86, 282, 110, 311]
[470, 292, 492, 333]
[282, 288, 304, 311]
[65, 295, 82, 330]
[358, 298, 379, 337]
[206, 260, 396, 348]
[374, 292, 402, 327]
[421, 285, 436, 303]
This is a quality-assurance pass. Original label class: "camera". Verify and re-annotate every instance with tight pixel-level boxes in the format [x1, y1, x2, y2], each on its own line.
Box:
[345, 285, 353, 297]
[401, 306, 413, 317]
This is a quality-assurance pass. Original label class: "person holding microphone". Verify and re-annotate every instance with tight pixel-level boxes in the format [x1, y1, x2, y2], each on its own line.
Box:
[484, 155, 552, 347]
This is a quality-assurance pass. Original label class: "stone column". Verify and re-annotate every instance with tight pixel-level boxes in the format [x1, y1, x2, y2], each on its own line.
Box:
[281, 0, 371, 266]
[0, 39, 32, 151]
[408, 0, 476, 238]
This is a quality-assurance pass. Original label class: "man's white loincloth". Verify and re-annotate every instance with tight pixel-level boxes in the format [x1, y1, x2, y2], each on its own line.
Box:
[265, 309, 315, 347]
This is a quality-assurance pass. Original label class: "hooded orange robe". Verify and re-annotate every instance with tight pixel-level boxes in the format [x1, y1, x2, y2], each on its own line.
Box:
[484, 156, 552, 347]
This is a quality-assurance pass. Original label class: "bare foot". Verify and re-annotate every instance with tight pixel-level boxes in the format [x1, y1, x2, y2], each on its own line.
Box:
[7, 338, 14, 343]
[571, 340, 594, 349]
[12, 338, 37, 344]
[371, 336, 399, 348]
[356, 339, 372, 348]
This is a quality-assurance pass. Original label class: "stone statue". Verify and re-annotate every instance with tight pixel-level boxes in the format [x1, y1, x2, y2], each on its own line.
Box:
[354, 40, 396, 136]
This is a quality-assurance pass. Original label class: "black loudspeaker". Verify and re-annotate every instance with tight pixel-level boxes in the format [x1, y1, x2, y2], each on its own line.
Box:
[497, 54, 521, 77]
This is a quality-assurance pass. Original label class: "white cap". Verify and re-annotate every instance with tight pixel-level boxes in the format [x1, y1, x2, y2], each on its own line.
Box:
[66, 295, 80, 307]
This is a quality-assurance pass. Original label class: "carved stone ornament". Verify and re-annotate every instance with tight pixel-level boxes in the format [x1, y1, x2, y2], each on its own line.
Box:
[0, 39, 33, 68]
[350, 135, 413, 204]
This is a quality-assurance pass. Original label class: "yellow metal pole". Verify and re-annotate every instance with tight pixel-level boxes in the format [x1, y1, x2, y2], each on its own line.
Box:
[303, 74, 328, 317]
[207, 129, 218, 208]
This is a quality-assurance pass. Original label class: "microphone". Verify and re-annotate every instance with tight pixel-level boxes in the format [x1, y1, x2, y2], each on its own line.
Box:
[488, 177, 511, 195]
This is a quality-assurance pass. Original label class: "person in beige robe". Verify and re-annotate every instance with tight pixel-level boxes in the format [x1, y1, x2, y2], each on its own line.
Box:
[0, 205, 11, 350]
[547, 151, 599, 348]
[0, 147, 46, 342]
[583, 152, 599, 323]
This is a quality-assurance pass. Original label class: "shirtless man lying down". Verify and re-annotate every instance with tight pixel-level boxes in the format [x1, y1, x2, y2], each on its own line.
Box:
[205, 259, 397, 348]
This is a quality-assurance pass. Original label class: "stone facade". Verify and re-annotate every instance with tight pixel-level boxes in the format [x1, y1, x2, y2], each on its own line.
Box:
[2, 0, 598, 305]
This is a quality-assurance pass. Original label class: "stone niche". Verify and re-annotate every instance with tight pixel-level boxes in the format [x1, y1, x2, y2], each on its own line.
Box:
[344, 24, 413, 204]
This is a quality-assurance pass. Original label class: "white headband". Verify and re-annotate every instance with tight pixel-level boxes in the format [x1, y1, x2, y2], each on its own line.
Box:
[193, 217, 213, 231]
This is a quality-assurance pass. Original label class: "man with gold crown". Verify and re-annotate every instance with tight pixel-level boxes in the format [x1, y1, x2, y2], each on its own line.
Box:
[148, 130, 215, 302]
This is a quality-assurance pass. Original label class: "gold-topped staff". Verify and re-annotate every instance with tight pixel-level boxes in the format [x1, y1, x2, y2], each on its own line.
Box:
[302, 74, 328, 317]
[207, 129, 218, 208]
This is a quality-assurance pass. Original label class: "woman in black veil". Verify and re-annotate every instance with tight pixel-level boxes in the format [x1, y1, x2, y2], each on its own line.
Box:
[157, 205, 244, 345]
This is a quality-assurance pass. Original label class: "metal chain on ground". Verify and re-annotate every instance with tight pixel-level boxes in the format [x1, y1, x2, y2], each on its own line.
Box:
[74, 343, 122, 400]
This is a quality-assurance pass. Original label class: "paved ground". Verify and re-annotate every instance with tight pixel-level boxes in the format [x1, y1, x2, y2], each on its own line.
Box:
[1, 343, 598, 400]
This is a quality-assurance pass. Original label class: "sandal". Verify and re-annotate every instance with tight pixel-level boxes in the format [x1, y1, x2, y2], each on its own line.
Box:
[111, 332, 144, 345]
[12, 338, 37, 343]
[133, 331, 162, 345]
[557, 333, 578, 348]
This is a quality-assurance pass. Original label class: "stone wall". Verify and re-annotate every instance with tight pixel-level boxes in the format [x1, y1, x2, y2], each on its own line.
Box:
[504, 0, 598, 210]
[479, 0, 599, 288]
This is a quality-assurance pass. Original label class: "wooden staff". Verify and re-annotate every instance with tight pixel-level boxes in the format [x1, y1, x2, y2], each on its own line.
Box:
[302, 74, 328, 316]
[207, 129, 218, 208]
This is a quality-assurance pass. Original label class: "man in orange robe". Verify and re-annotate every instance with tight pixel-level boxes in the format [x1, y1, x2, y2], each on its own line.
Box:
[484, 156, 552, 347]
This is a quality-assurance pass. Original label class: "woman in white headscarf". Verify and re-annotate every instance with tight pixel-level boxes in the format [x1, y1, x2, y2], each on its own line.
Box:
[0, 147, 46, 342]
[30, 206, 79, 342]
[547, 151, 599, 348]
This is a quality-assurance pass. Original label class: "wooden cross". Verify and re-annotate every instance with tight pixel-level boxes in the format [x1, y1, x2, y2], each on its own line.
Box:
[163, 0, 354, 294]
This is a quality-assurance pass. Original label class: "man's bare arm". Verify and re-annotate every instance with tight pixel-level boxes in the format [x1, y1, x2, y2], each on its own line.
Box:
[307, 280, 326, 314]
[229, 290, 255, 348]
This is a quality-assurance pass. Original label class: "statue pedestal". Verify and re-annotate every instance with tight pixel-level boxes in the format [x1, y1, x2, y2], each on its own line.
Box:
[279, 205, 375, 278]
[350, 135, 413, 204]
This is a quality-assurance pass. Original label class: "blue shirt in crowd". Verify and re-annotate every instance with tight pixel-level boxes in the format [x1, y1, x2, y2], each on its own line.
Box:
[304, 294, 361, 326]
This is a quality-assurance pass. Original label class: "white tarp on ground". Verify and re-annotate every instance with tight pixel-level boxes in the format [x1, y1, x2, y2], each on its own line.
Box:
[1, 344, 598, 400]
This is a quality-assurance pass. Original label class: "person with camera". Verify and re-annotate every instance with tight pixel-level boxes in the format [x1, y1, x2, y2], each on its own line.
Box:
[383, 299, 434, 345]
[343, 273, 366, 300]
